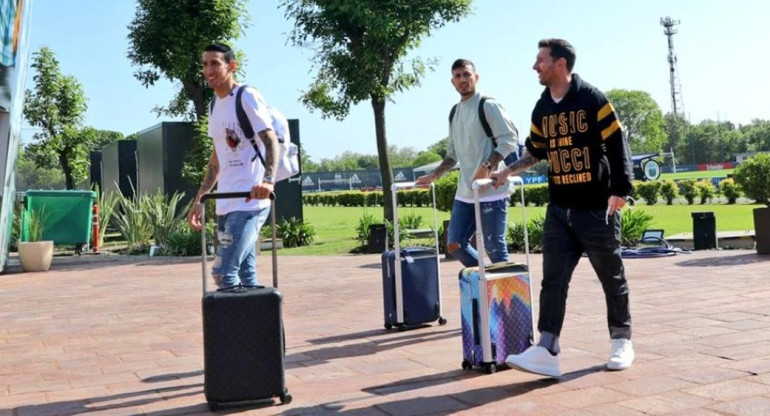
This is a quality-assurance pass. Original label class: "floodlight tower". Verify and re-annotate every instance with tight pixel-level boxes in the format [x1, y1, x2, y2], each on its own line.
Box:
[661, 16, 684, 117]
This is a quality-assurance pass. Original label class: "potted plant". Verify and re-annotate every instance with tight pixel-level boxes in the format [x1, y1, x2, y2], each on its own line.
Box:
[18, 207, 54, 272]
[733, 153, 770, 254]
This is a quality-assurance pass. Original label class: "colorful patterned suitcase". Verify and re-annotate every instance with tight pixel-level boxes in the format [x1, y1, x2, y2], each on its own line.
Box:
[459, 262, 533, 373]
[381, 182, 446, 330]
[459, 177, 535, 373]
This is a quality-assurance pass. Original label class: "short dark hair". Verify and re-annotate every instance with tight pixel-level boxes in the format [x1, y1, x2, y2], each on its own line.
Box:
[204, 43, 236, 63]
[538, 39, 576, 72]
[451, 58, 476, 72]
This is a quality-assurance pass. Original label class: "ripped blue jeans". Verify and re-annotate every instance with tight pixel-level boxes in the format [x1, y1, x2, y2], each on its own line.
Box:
[212, 208, 270, 288]
[447, 198, 510, 267]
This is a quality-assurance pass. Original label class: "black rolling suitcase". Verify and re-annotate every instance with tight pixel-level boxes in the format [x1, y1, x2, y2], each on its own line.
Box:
[200, 192, 291, 410]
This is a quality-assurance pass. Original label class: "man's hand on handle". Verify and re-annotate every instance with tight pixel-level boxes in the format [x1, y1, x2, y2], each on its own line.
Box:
[415, 173, 436, 187]
[187, 200, 204, 231]
[489, 166, 512, 189]
[248, 182, 274, 201]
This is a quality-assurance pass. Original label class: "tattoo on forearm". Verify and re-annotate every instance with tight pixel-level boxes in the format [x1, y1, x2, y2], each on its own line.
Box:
[507, 152, 539, 175]
[258, 129, 279, 178]
[487, 152, 504, 166]
[197, 155, 219, 197]
[432, 157, 457, 177]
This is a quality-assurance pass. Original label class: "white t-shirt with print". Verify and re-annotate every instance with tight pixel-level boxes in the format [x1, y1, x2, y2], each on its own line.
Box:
[209, 85, 272, 215]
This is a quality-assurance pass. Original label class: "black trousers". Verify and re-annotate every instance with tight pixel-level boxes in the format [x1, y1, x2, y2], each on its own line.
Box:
[538, 204, 632, 343]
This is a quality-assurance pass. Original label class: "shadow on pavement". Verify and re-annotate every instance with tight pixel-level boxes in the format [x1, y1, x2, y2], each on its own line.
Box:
[307, 327, 456, 345]
[3, 383, 207, 416]
[282, 365, 604, 415]
[675, 252, 770, 267]
[290, 328, 459, 366]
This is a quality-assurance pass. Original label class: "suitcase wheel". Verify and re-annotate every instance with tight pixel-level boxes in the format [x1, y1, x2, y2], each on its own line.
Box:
[438, 317, 447, 325]
[484, 363, 497, 374]
[208, 401, 219, 411]
[280, 391, 293, 405]
[398, 324, 408, 332]
[461, 360, 472, 371]
[384, 323, 392, 330]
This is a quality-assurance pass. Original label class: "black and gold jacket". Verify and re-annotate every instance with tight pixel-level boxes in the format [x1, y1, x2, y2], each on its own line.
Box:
[525, 74, 633, 210]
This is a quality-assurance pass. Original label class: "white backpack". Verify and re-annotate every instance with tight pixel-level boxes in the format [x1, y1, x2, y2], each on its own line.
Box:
[210, 85, 300, 182]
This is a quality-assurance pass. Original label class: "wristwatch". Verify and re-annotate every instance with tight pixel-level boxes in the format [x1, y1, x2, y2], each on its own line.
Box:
[263, 175, 275, 184]
[481, 160, 492, 169]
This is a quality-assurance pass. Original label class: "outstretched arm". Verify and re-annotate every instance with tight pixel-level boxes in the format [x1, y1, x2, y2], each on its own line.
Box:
[415, 156, 457, 185]
[488, 149, 540, 188]
[188, 149, 220, 230]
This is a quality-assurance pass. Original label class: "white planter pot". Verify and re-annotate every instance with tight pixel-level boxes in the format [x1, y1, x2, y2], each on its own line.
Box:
[18, 241, 54, 272]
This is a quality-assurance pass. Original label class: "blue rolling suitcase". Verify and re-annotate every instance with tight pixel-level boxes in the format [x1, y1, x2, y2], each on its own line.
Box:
[200, 193, 291, 410]
[381, 182, 446, 330]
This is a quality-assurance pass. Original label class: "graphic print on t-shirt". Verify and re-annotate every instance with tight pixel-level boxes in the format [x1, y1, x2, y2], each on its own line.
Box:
[221, 123, 246, 168]
[225, 127, 241, 150]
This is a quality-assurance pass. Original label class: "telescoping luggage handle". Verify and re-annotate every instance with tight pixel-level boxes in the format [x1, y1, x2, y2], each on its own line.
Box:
[390, 182, 442, 325]
[471, 176, 535, 362]
[199, 192, 279, 296]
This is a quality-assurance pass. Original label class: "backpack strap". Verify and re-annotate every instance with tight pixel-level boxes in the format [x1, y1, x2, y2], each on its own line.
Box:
[235, 85, 254, 139]
[234, 85, 266, 165]
[449, 97, 495, 140]
[478, 96, 494, 139]
[448, 103, 459, 124]
[451, 96, 514, 157]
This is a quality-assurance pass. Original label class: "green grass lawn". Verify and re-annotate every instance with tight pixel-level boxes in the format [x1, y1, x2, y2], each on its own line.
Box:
[281, 201, 760, 255]
[660, 169, 733, 180]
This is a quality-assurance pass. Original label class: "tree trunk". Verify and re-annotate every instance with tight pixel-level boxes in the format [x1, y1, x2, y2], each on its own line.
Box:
[183, 80, 206, 123]
[59, 150, 75, 190]
[371, 97, 394, 223]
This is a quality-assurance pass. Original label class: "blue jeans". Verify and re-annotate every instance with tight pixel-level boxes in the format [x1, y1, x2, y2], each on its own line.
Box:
[447, 198, 509, 267]
[537, 204, 631, 355]
[212, 208, 270, 288]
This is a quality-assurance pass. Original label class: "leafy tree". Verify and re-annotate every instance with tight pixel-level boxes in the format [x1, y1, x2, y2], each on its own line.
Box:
[356, 154, 380, 170]
[299, 144, 319, 172]
[606, 89, 666, 154]
[317, 151, 361, 172]
[283, 0, 472, 221]
[733, 152, 770, 206]
[716, 124, 746, 163]
[427, 137, 449, 158]
[686, 120, 740, 164]
[85, 128, 124, 151]
[15, 147, 66, 190]
[23, 47, 89, 189]
[741, 119, 770, 152]
[662, 112, 690, 164]
[388, 145, 418, 168]
[127, 0, 249, 121]
[412, 150, 442, 167]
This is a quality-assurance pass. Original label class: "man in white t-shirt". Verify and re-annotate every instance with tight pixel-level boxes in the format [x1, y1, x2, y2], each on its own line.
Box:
[187, 43, 279, 288]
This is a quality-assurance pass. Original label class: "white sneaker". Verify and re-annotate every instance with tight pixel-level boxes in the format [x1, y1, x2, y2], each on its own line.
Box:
[505, 345, 561, 378]
[607, 339, 634, 370]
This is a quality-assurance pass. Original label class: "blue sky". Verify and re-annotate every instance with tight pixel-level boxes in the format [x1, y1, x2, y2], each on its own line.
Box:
[23, 0, 770, 161]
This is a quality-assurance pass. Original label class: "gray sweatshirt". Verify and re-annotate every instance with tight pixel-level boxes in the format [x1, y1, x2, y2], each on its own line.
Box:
[446, 92, 519, 202]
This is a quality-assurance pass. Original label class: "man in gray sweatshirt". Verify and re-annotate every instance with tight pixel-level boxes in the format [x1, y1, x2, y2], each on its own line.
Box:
[416, 58, 518, 267]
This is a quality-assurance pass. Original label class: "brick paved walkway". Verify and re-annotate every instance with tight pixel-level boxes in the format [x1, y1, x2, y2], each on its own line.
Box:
[1, 249, 769, 415]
